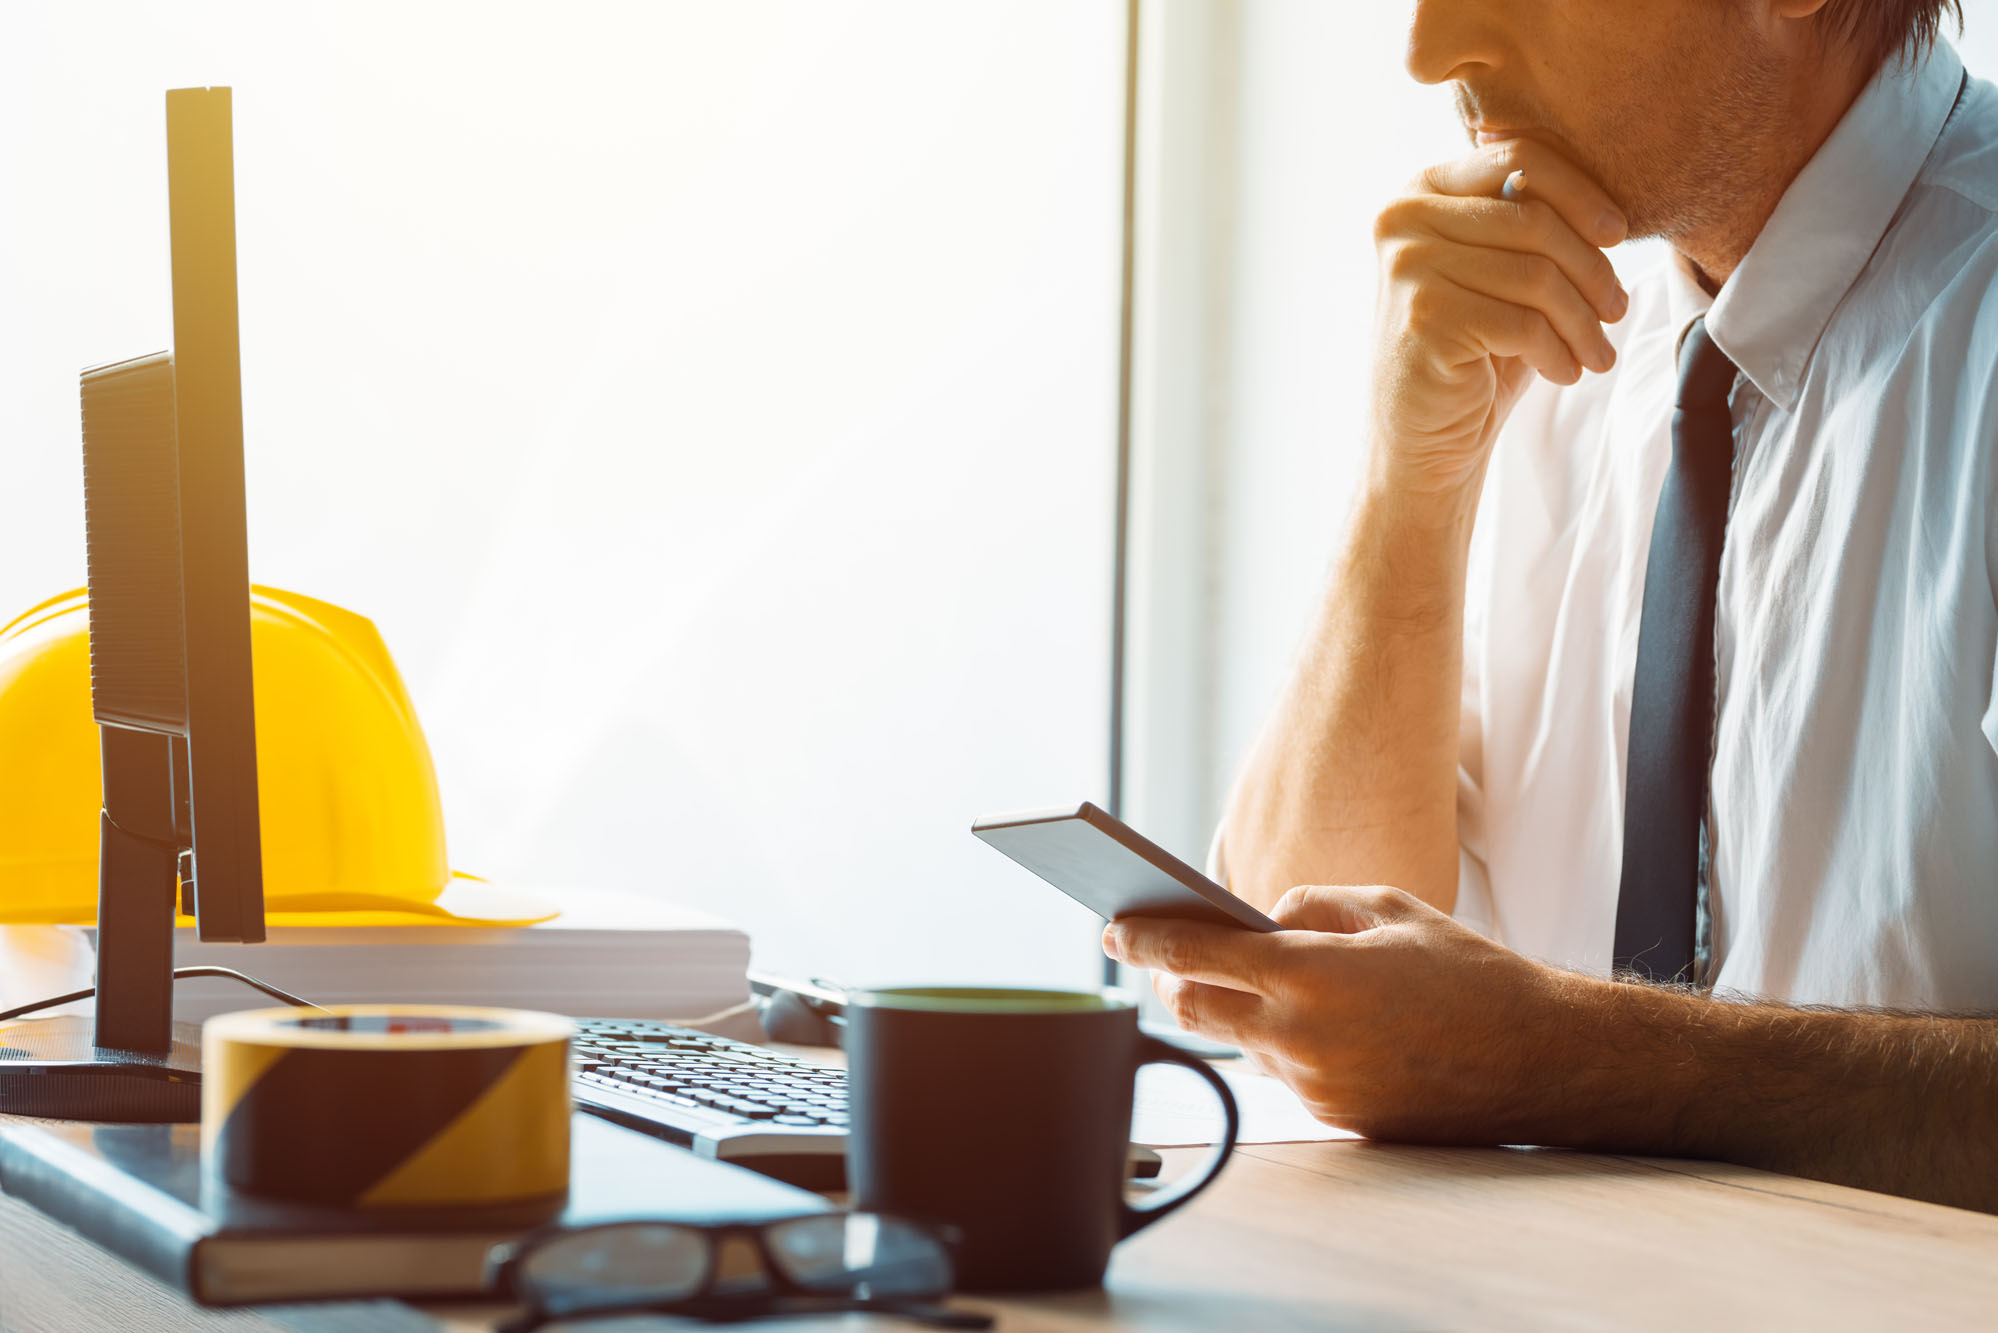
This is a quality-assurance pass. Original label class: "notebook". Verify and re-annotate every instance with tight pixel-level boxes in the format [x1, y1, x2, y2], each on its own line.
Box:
[0, 1111, 826, 1306]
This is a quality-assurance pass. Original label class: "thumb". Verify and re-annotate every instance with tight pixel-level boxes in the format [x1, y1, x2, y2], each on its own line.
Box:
[1271, 884, 1425, 935]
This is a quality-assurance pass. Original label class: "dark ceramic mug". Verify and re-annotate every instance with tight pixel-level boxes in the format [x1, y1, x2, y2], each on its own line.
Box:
[844, 986, 1239, 1292]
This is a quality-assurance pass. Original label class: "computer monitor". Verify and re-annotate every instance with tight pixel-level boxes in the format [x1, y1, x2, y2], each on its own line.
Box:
[0, 87, 264, 1120]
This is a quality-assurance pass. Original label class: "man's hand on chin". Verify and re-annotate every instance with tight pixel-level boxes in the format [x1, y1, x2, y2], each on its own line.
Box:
[1101, 886, 1602, 1144]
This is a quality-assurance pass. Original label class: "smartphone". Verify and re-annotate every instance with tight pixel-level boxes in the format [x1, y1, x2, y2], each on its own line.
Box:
[970, 801, 1282, 932]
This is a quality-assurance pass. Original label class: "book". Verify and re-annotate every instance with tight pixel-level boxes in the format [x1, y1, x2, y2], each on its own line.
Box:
[152, 886, 752, 1027]
[0, 1111, 827, 1306]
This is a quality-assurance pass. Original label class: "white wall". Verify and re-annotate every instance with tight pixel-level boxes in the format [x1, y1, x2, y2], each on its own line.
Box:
[0, 1, 1127, 989]
[1958, 20, 1998, 80]
[1120, 0, 1239, 868]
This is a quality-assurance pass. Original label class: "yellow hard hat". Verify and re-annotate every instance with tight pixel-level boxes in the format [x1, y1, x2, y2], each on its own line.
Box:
[0, 587, 555, 927]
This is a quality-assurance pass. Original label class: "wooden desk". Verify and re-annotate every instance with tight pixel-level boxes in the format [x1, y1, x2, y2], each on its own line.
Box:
[6, 1127, 1996, 1331]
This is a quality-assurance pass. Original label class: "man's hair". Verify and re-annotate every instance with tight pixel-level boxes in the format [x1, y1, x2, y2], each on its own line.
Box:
[1820, 0, 1963, 66]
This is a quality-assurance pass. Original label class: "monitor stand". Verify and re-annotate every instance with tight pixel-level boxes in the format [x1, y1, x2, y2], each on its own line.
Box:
[0, 728, 204, 1123]
[0, 1017, 202, 1122]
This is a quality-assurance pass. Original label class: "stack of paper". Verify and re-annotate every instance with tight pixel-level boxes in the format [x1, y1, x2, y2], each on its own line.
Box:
[158, 887, 750, 1026]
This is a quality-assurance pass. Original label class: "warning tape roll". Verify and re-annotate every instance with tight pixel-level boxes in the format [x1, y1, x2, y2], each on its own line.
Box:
[202, 1004, 573, 1209]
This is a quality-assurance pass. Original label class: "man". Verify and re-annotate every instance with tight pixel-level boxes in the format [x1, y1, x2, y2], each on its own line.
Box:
[1102, 0, 1998, 1211]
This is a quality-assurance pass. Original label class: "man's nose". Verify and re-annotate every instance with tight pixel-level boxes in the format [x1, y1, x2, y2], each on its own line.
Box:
[1405, 0, 1501, 86]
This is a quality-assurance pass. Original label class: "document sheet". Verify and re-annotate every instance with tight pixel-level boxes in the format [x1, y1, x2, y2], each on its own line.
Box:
[1132, 1061, 1358, 1147]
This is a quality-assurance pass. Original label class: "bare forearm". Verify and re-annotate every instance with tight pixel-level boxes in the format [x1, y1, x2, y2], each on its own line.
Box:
[1221, 142, 1629, 916]
[1539, 978, 1998, 1211]
[1221, 471, 1478, 914]
[1108, 882, 1998, 1213]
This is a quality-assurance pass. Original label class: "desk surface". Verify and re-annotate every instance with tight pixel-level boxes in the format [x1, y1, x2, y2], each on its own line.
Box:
[6, 1092, 1997, 1330]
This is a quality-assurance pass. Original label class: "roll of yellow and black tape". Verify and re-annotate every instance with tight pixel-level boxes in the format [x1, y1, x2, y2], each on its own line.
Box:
[202, 1005, 573, 1209]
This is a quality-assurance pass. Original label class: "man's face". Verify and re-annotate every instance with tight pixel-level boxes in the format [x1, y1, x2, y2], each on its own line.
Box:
[1407, 0, 1789, 242]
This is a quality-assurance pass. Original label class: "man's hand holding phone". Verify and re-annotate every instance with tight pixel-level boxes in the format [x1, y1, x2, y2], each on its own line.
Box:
[1368, 140, 1630, 497]
[1101, 884, 1595, 1143]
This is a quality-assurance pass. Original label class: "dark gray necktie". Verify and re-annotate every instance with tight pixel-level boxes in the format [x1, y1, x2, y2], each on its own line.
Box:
[1614, 316, 1739, 983]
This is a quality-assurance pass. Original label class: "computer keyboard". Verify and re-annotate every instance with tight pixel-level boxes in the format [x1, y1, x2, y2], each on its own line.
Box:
[568, 1016, 1165, 1192]
[570, 1017, 852, 1189]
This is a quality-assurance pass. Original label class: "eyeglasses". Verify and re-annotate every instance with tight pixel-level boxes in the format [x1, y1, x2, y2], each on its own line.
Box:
[486, 1212, 994, 1331]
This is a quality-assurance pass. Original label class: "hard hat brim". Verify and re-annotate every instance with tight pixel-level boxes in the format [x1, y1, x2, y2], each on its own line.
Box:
[0, 872, 559, 927]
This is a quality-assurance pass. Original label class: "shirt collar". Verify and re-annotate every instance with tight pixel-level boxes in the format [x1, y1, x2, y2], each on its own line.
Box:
[1699, 41, 1965, 409]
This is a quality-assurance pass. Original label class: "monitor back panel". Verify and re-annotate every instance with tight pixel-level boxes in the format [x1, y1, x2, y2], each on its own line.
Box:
[80, 352, 188, 734]
[165, 85, 264, 943]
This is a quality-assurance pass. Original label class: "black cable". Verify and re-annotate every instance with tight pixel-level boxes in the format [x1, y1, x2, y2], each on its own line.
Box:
[0, 966, 322, 1023]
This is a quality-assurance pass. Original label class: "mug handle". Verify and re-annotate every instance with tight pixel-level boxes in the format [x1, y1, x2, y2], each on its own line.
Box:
[1117, 1035, 1241, 1239]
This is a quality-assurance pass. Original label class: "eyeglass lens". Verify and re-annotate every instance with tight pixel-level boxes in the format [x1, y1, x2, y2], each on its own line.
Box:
[519, 1223, 710, 1313]
[764, 1214, 953, 1297]
[516, 1214, 952, 1314]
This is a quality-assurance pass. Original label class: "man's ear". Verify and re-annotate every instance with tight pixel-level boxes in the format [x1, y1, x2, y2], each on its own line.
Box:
[1770, 0, 1834, 15]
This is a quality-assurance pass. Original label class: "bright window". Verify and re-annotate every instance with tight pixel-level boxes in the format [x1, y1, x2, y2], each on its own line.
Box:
[0, 1, 1127, 986]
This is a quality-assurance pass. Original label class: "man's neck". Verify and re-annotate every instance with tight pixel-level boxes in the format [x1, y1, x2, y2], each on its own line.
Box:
[1671, 46, 1881, 289]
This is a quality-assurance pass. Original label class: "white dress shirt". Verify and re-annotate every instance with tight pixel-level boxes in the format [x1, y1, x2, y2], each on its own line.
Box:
[1451, 42, 1998, 1008]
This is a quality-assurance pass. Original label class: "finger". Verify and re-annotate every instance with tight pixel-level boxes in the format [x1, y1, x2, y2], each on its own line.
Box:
[1412, 193, 1627, 324]
[1404, 277, 1580, 386]
[1416, 139, 1626, 249]
[1103, 917, 1279, 994]
[1413, 239, 1616, 373]
[1151, 973, 1266, 1049]
[1272, 884, 1429, 934]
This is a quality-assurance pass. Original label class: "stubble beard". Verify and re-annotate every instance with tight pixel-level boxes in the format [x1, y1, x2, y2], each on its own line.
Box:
[1616, 44, 1795, 270]
[1456, 28, 1794, 273]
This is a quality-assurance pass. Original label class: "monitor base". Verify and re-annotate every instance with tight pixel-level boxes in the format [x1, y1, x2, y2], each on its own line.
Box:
[0, 1016, 202, 1122]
